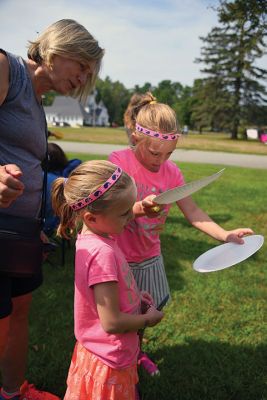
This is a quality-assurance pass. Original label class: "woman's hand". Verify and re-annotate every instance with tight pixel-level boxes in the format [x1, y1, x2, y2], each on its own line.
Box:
[0, 164, 24, 208]
[225, 228, 254, 244]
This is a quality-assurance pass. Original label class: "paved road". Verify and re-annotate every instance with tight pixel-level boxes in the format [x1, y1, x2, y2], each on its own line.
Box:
[52, 141, 267, 169]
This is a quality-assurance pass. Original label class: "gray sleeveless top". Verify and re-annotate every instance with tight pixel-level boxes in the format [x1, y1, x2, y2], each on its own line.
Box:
[0, 50, 47, 218]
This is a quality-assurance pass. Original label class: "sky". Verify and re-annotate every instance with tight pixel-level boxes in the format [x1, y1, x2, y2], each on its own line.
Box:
[0, 0, 266, 89]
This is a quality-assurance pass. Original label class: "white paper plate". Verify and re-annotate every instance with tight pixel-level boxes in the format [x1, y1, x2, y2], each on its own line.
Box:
[193, 235, 264, 273]
[154, 168, 225, 205]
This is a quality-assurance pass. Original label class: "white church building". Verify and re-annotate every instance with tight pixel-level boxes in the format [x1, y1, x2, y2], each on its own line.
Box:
[44, 91, 109, 127]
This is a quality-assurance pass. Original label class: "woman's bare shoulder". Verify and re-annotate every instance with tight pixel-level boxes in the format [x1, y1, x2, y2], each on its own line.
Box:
[0, 52, 9, 105]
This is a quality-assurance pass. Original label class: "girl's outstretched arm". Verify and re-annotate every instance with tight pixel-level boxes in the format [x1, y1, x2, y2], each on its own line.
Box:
[94, 281, 163, 334]
[177, 196, 253, 244]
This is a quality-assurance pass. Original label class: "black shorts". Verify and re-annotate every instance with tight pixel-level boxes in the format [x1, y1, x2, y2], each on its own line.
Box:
[0, 272, 43, 319]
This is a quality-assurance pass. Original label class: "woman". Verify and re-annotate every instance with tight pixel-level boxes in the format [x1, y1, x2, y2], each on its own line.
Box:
[0, 19, 104, 400]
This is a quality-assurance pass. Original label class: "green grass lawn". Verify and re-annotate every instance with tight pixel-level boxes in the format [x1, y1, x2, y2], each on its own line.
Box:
[49, 126, 267, 155]
[28, 158, 267, 400]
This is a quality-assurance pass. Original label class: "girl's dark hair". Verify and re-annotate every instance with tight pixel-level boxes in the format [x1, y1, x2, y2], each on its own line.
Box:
[47, 143, 68, 172]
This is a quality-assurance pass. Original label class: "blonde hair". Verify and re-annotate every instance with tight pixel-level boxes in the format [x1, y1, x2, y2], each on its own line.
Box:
[124, 92, 179, 144]
[52, 160, 133, 238]
[27, 19, 104, 103]
[124, 92, 155, 133]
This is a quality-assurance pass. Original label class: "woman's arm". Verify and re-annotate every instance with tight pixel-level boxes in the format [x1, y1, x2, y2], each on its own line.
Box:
[0, 52, 9, 106]
[94, 281, 163, 334]
[0, 53, 25, 207]
[177, 196, 253, 244]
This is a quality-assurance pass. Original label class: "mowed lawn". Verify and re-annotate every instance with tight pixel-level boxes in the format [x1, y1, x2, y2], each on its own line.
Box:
[49, 126, 267, 155]
[28, 156, 267, 400]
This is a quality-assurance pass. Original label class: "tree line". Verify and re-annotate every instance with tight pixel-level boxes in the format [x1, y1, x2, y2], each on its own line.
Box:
[44, 0, 267, 140]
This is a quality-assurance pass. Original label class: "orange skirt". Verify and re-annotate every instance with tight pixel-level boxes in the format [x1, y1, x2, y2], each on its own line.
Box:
[64, 342, 139, 400]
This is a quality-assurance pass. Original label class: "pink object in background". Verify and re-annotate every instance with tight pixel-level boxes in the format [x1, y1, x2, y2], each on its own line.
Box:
[260, 133, 267, 143]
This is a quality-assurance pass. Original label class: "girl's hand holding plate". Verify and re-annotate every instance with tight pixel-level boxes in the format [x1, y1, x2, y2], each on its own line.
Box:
[224, 227, 254, 244]
[142, 195, 165, 218]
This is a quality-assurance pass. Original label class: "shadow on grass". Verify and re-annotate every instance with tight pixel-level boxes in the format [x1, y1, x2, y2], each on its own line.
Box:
[160, 233, 215, 292]
[28, 248, 76, 397]
[165, 212, 233, 228]
[27, 241, 266, 400]
[160, 211, 234, 292]
[139, 340, 267, 400]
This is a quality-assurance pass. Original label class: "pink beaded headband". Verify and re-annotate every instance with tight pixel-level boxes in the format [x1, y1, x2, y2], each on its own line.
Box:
[136, 123, 179, 141]
[70, 167, 123, 211]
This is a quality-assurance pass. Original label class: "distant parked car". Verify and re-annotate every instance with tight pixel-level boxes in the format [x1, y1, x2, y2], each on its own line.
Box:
[59, 122, 70, 127]
[52, 121, 60, 126]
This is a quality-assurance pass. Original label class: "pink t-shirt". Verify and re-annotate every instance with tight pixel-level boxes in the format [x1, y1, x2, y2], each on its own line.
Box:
[109, 148, 185, 262]
[74, 233, 141, 369]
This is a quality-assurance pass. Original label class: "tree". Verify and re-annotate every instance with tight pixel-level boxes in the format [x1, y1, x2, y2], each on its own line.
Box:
[96, 77, 130, 125]
[196, 0, 267, 139]
[152, 80, 194, 128]
[153, 80, 183, 105]
[42, 91, 57, 106]
[190, 76, 234, 132]
[190, 79, 212, 132]
[132, 82, 153, 94]
[172, 85, 195, 129]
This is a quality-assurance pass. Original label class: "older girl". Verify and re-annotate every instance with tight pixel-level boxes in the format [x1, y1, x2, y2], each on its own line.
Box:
[109, 92, 253, 376]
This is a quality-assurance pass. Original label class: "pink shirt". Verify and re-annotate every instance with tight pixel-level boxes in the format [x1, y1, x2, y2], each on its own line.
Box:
[109, 149, 185, 262]
[74, 233, 141, 369]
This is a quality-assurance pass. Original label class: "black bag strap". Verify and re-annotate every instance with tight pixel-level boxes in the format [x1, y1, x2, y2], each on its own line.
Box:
[39, 121, 49, 229]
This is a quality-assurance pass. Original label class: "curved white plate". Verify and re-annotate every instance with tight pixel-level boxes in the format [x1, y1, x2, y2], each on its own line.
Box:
[154, 169, 225, 205]
[193, 235, 264, 273]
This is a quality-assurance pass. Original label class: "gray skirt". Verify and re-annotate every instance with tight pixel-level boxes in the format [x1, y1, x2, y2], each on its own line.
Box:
[129, 254, 170, 308]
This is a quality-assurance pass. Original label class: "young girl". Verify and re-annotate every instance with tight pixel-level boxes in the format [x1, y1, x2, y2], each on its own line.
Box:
[109, 92, 253, 375]
[51, 160, 163, 400]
